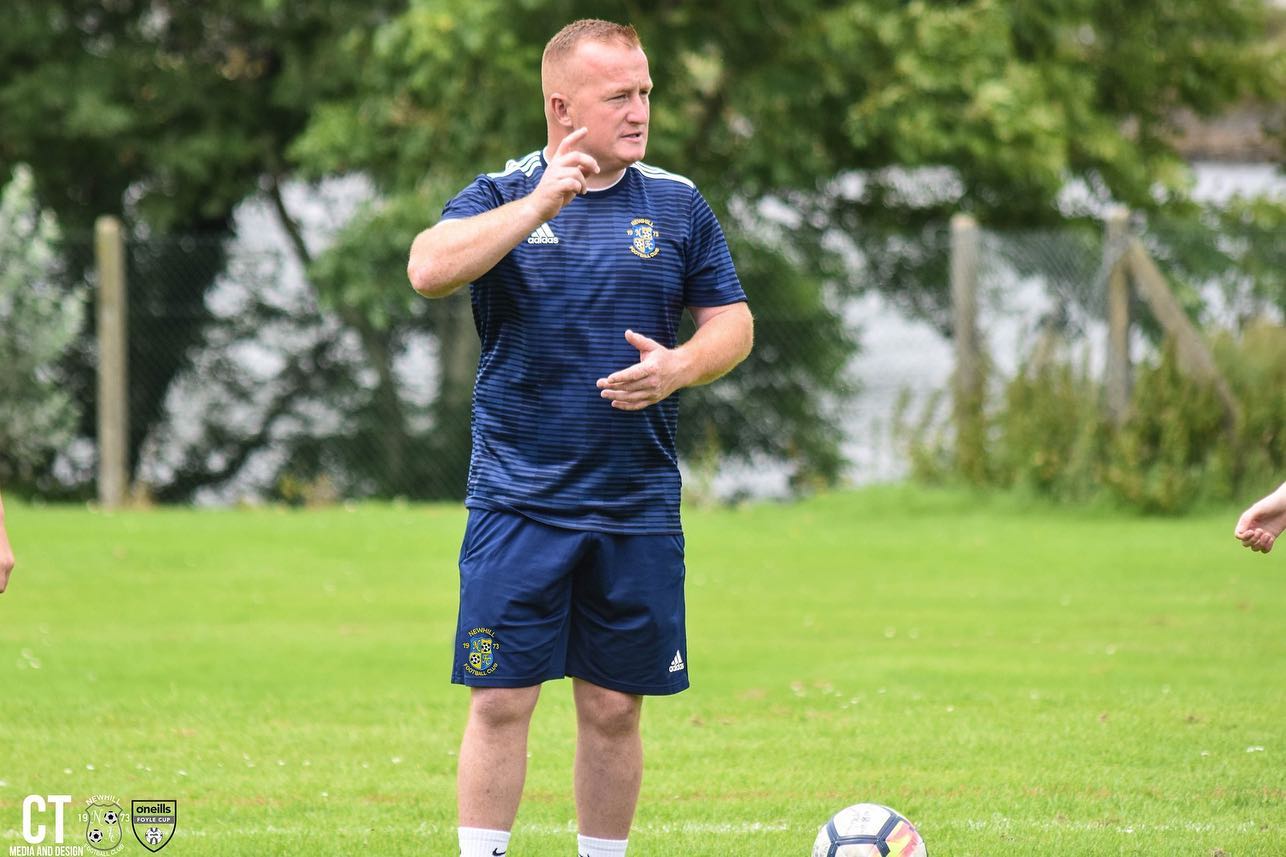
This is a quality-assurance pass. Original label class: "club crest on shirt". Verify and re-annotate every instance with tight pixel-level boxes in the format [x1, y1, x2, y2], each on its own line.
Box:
[626, 217, 660, 258]
[463, 627, 499, 676]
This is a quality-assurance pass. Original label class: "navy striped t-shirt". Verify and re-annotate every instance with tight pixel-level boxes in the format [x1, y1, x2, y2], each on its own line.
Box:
[440, 150, 746, 534]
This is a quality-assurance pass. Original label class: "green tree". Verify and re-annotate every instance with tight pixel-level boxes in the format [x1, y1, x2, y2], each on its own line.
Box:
[0, 0, 404, 498]
[2, 0, 1277, 499]
[292, 0, 1275, 492]
[0, 166, 84, 490]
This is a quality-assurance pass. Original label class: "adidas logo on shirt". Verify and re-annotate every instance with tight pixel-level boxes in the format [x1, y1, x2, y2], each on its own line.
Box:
[668, 650, 685, 673]
[526, 223, 559, 244]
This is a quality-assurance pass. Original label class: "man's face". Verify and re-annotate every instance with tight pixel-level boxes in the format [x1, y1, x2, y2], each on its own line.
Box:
[558, 40, 651, 172]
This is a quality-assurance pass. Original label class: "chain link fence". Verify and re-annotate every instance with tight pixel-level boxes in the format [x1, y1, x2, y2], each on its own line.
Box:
[2, 207, 1282, 505]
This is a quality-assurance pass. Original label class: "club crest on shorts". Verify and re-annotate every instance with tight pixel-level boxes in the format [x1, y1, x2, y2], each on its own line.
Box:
[463, 627, 500, 676]
[131, 800, 177, 852]
[626, 218, 660, 258]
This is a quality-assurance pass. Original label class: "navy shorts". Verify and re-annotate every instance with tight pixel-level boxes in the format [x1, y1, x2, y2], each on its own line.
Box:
[451, 508, 689, 695]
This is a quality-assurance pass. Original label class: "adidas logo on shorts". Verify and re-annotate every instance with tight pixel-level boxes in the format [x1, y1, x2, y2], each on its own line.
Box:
[668, 650, 685, 673]
[526, 223, 560, 244]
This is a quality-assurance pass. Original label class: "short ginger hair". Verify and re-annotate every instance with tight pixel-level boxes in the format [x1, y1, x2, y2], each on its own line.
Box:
[541, 19, 642, 84]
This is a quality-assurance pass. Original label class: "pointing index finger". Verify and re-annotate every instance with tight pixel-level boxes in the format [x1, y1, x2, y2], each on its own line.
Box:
[556, 127, 589, 159]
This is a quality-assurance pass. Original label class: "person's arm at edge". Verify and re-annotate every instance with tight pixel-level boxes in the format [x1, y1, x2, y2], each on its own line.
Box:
[596, 302, 753, 411]
[0, 489, 14, 594]
[1235, 480, 1286, 554]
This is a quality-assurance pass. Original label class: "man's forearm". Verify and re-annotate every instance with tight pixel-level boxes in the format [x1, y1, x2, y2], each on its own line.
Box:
[676, 304, 754, 389]
[407, 198, 544, 299]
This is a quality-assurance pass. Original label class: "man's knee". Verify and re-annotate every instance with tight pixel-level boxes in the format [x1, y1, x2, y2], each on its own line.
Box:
[469, 686, 540, 730]
[576, 683, 643, 738]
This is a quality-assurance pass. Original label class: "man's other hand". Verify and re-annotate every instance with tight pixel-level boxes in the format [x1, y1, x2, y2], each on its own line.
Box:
[596, 330, 688, 411]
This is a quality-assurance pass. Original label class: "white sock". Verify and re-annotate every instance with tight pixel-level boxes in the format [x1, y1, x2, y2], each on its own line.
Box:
[577, 833, 628, 857]
[459, 826, 511, 857]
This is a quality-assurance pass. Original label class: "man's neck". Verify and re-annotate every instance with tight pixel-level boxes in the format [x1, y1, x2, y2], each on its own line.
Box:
[586, 167, 627, 191]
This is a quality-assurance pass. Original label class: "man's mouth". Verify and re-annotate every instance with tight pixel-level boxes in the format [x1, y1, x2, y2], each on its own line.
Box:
[622, 131, 645, 141]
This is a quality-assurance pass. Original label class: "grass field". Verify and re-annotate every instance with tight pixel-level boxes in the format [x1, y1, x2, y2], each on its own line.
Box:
[1, 486, 1283, 856]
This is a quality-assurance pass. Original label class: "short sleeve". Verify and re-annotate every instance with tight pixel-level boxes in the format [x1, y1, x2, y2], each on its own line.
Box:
[441, 176, 503, 221]
[683, 190, 747, 308]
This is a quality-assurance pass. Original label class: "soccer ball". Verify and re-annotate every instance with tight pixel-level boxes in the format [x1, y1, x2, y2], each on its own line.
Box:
[812, 803, 927, 857]
[87, 829, 104, 844]
[103, 811, 118, 825]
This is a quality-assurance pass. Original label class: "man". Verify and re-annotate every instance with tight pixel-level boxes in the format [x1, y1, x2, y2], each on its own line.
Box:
[0, 489, 15, 593]
[1235, 481, 1286, 554]
[407, 19, 753, 857]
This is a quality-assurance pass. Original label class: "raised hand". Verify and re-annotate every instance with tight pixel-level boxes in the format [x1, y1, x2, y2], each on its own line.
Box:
[528, 127, 600, 223]
[596, 329, 688, 411]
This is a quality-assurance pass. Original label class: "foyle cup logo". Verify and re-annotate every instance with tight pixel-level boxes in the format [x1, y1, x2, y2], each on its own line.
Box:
[131, 800, 177, 852]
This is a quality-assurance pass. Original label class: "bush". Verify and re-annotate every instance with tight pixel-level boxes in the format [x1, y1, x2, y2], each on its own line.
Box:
[1216, 322, 1286, 497]
[994, 345, 1104, 501]
[909, 325, 1286, 513]
[1103, 341, 1229, 513]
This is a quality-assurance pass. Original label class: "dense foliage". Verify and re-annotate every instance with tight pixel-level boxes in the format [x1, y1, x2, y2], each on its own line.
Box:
[908, 321, 1286, 514]
[0, 167, 84, 489]
[0, 0, 1278, 499]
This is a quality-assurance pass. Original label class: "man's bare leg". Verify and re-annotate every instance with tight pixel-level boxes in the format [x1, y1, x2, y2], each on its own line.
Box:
[458, 686, 542, 830]
[573, 679, 643, 842]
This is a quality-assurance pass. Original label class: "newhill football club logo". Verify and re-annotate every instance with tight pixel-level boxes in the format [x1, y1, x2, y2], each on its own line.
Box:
[464, 627, 500, 677]
[626, 218, 660, 258]
[83, 797, 125, 855]
[131, 800, 177, 852]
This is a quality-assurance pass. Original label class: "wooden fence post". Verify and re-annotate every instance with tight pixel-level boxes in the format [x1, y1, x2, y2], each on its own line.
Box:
[95, 215, 129, 509]
[950, 213, 986, 482]
[1126, 239, 1241, 431]
[1103, 206, 1132, 425]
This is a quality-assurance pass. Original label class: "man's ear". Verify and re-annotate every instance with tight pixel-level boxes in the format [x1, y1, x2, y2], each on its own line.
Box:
[549, 93, 574, 127]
